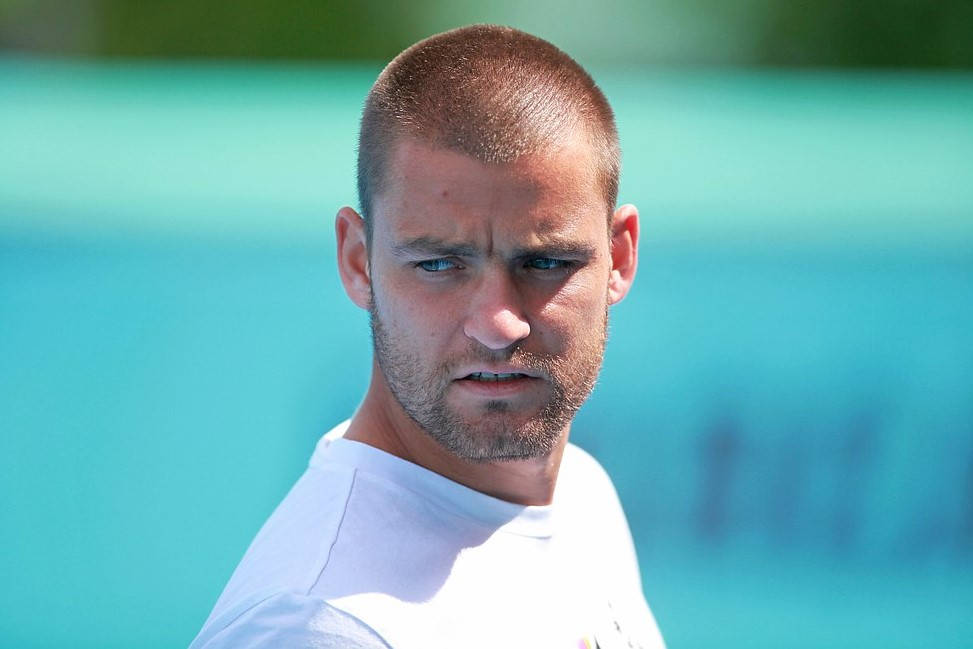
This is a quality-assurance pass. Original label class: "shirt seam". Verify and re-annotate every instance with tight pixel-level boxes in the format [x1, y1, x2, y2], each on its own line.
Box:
[317, 600, 395, 649]
[204, 591, 280, 644]
[326, 439, 555, 531]
[306, 465, 358, 595]
[200, 592, 394, 649]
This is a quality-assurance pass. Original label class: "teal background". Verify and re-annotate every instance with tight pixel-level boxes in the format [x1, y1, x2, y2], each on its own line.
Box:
[2, 59, 973, 647]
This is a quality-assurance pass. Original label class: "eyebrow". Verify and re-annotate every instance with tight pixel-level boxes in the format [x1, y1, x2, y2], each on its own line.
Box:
[390, 235, 598, 260]
[390, 236, 479, 258]
[511, 241, 598, 260]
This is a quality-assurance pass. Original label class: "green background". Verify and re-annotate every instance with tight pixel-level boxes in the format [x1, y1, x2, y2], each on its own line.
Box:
[2, 2, 972, 647]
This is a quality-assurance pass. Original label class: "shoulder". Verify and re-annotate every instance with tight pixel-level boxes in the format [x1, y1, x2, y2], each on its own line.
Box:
[189, 592, 391, 649]
[562, 442, 612, 480]
[200, 461, 359, 637]
[559, 442, 624, 508]
[557, 443, 638, 564]
[560, 445, 667, 648]
[558, 442, 643, 582]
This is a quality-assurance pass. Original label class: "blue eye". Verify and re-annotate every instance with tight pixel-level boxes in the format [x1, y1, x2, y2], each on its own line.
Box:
[527, 258, 569, 270]
[417, 259, 457, 272]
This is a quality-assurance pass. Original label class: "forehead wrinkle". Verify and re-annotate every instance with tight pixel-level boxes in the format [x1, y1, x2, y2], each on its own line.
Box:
[508, 145, 603, 212]
[385, 192, 603, 259]
[375, 135, 607, 262]
[391, 135, 597, 208]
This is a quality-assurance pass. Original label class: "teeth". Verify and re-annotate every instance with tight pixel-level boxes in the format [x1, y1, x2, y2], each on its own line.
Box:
[469, 372, 525, 381]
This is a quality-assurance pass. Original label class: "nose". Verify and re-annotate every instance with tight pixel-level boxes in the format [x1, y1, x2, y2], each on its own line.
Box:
[462, 268, 530, 350]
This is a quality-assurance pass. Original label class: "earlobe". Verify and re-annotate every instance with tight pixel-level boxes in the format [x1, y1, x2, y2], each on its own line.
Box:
[607, 203, 639, 305]
[335, 206, 372, 310]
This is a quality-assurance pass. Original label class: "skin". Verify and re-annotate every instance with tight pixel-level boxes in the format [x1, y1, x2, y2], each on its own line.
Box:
[335, 134, 639, 506]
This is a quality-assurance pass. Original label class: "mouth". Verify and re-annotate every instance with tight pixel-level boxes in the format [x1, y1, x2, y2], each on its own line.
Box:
[462, 371, 532, 382]
[453, 370, 542, 397]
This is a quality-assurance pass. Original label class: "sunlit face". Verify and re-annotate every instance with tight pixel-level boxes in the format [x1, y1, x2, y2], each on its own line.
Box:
[367, 136, 614, 462]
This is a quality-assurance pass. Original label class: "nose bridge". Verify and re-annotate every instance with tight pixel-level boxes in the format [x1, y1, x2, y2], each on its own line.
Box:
[463, 262, 530, 350]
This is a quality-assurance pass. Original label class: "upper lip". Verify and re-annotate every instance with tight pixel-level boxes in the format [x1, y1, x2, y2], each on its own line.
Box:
[455, 365, 542, 380]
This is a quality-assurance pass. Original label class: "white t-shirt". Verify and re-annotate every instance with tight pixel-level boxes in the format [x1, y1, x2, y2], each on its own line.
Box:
[190, 422, 665, 649]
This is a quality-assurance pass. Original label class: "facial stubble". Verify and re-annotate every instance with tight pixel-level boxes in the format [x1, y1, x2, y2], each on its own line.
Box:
[369, 298, 608, 463]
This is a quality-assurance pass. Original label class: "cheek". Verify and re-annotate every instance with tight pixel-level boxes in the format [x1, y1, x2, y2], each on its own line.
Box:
[531, 274, 608, 342]
[374, 276, 461, 344]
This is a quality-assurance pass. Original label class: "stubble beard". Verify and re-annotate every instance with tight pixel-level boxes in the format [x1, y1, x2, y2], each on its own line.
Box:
[369, 300, 607, 463]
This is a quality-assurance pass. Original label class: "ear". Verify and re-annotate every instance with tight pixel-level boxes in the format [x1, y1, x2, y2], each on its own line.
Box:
[607, 203, 639, 305]
[335, 206, 371, 310]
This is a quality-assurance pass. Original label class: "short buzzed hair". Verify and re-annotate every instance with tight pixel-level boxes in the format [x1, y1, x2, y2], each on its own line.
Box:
[357, 25, 620, 241]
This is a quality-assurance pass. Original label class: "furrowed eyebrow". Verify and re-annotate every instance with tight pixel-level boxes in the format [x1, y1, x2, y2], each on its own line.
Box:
[390, 237, 479, 258]
[512, 241, 598, 260]
[389, 236, 598, 260]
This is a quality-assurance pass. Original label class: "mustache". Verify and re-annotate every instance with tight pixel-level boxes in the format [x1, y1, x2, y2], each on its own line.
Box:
[445, 344, 561, 379]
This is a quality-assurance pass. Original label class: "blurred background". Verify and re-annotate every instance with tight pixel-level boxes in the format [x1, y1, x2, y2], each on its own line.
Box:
[1, 1, 972, 647]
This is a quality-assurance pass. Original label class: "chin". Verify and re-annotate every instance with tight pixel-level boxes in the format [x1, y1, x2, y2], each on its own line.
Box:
[423, 408, 563, 463]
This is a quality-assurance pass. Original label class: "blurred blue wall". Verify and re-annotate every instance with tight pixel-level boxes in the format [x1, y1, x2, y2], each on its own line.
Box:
[1, 60, 972, 648]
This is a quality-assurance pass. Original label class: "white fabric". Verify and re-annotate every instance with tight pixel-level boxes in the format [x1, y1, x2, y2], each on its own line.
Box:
[190, 421, 665, 649]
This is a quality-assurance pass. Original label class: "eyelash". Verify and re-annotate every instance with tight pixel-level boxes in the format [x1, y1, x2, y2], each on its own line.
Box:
[527, 258, 571, 270]
[416, 259, 459, 272]
[415, 258, 573, 273]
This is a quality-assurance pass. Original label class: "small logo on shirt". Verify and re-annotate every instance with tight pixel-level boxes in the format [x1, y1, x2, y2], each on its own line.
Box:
[579, 600, 648, 649]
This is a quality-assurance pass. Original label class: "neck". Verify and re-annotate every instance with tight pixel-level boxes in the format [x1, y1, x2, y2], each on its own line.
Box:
[344, 361, 568, 506]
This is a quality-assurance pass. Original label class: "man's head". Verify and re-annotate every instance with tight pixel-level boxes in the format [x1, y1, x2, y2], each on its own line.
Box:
[357, 24, 621, 242]
[336, 26, 638, 465]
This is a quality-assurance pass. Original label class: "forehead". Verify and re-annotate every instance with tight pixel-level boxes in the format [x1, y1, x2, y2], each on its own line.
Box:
[373, 136, 606, 246]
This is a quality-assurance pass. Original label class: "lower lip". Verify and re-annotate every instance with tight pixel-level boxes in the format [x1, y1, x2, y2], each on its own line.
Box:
[453, 376, 541, 397]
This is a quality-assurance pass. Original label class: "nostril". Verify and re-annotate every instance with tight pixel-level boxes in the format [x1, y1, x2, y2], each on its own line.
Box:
[463, 309, 530, 350]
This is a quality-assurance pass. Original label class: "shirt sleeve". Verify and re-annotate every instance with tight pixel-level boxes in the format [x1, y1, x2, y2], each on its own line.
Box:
[191, 592, 393, 649]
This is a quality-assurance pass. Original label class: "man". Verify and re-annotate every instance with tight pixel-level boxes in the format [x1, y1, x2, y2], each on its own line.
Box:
[191, 25, 664, 649]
